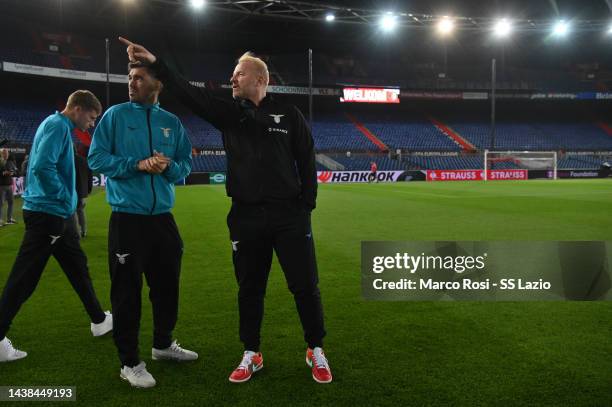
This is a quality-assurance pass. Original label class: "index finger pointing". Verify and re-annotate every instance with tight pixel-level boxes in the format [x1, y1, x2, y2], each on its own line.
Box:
[118, 36, 134, 46]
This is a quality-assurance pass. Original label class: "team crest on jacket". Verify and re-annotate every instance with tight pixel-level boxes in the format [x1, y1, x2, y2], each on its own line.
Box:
[160, 128, 172, 137]
[116, 253, 130, 264]
[269, 114, 284, 124]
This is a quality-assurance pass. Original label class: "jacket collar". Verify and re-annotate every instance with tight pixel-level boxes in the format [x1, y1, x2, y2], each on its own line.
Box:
[237, 95, 273, 110]
[129, 101, 161, 111]
[56, 111, 76, 131]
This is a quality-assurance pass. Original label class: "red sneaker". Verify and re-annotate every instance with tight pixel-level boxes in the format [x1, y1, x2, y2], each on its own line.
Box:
[306, 347, 332, 383]
[228, 351, 263, 383]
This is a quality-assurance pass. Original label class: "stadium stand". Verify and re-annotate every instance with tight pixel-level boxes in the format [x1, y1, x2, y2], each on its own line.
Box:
[311, 113, 380, 151]
[2, 99, 611, 172]
[558, 155, 609, 169]
[181, 115, 223, 148]
[0, 105, 51, 144]
[447, 122, 612, 150]
[192, 155, 227, 172]
[354, 111, 462, 151]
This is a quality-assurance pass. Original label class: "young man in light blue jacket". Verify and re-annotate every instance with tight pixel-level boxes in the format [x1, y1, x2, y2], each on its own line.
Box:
[0, 90, 113, 363]
[89, 62, 195, 388]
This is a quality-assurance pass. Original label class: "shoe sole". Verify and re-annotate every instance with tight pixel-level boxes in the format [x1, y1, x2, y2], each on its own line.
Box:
[91, 313, 113, 337]
[120, 373, 156, 388]
[91, 328, 112, 337]
[0, 354, 27, 362]
[228, 362, 263, 383]
[311, 374, 332, 384]
[306, 356, 332, 384]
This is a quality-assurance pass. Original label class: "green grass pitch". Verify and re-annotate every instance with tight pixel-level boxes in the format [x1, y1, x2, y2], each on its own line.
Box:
[0, 179, 611, 406]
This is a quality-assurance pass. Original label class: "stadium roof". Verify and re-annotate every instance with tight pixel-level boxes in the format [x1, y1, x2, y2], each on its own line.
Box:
[2, 0, 612, 58]
[3, 0, 611, 28]
[191, 0, 612, 29]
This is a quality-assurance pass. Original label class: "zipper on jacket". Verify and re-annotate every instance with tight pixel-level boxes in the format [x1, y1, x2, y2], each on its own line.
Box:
[146, 108, 157, 214]
[255, 109, 264, 197]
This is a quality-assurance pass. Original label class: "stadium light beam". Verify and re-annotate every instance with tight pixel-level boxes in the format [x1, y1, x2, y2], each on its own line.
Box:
[437, 17, 454, 36]
[608, 23, 612, 35]
[493, 19, 512, 38]
[379, 13, 398, 32]
[325, 13, 335, 22]
[552, 20, 569, 37]
[189, 0, 205, 10]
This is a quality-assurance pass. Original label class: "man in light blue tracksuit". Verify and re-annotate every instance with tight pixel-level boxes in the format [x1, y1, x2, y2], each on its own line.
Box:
[0, 90, 113, 363]
[88, 62, 195, 388]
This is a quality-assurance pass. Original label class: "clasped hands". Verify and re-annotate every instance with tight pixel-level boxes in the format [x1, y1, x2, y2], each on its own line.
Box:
[138, 151, 171, 174]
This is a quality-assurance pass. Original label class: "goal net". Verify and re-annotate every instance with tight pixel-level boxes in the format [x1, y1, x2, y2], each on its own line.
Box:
[484, 150, 557, 180]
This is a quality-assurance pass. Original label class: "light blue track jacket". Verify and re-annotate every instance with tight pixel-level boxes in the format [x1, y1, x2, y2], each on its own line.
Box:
[88, 102, 192, 215]
[22, 111, 77, 218]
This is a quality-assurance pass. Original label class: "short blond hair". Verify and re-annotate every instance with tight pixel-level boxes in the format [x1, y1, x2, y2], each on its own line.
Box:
[66, 90, 102, 114]
[238, 52, 269, 86]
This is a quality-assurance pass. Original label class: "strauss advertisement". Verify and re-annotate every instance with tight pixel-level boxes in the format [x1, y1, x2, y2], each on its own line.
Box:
[426, 169, 528, 181]
[315, 169, 530, 183]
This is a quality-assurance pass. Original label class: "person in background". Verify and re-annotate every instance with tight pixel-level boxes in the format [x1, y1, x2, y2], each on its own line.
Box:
[0, 148, 18, 226]
[0, 90, 112, 364]
[368, 161, 378, 183]
[20, 154, 29, 187]
[74, 143, 92, 238]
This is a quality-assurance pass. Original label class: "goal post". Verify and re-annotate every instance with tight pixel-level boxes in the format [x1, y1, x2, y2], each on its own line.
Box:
[484, 150, 557, 180]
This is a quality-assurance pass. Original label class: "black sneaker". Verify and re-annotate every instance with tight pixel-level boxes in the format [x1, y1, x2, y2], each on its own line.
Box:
[6, 219, 17, 225]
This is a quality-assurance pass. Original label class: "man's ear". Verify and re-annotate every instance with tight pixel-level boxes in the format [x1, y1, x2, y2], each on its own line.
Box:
[155, 79, 164, 94]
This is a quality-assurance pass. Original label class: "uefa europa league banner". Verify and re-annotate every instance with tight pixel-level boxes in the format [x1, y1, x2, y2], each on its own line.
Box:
[362, 241, 612, 301]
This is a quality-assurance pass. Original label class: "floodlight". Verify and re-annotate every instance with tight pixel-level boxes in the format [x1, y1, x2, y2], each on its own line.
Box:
[380, 13, 397, 32]
[553, 20, 569, 36]
[190, 0, 205, 10]
[437, 17, 454, 36]
[493, 18, 512, 38]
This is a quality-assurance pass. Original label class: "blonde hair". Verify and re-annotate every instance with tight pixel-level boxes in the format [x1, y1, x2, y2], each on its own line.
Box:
[238, 52, 269, 86]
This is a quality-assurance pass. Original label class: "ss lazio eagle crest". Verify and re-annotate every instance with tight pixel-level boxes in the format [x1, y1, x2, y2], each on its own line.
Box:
[116, 253, 130, 264]
[269, 114, 284, 124]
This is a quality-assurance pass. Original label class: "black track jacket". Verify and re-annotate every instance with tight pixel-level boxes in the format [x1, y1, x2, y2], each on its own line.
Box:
[151, 58, 317, 210]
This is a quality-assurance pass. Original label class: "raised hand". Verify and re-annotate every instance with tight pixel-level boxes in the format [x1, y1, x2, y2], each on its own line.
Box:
[118, 37, 157, 65]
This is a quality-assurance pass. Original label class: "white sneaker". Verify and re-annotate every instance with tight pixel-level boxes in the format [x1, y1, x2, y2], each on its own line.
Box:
[120, 361, 156, 388]
[152, 340, 198, 361]
[91, 311, 113, 337]
[0, 337, 27, 362]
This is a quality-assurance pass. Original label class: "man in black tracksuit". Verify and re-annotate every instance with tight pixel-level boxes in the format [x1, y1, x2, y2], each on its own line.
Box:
[119, 37, 332, 384]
